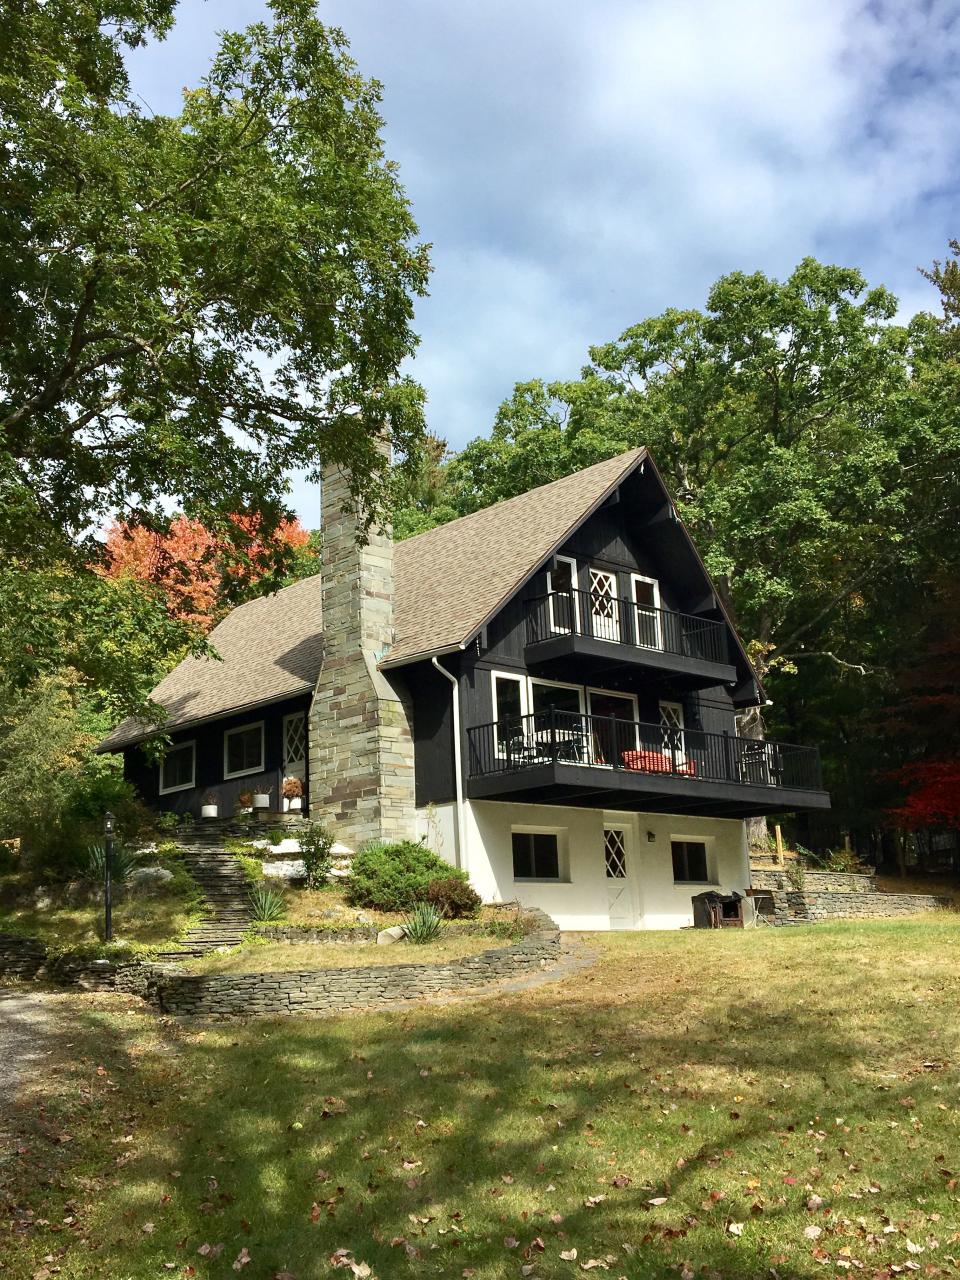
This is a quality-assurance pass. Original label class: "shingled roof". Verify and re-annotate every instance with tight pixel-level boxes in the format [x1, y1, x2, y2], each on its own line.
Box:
[386, 448, 647, 666]
[99, 573, 326, 751]
[100, 449, 648, 750]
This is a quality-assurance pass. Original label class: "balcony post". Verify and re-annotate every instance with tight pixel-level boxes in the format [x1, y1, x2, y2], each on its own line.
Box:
[549, 705, 557, 762]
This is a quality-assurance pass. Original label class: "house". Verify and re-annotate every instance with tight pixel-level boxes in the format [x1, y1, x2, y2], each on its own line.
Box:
[100, 447, 830, 930]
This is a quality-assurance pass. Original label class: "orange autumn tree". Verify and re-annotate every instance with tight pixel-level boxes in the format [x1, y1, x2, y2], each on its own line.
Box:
[102, 514, 315, 632]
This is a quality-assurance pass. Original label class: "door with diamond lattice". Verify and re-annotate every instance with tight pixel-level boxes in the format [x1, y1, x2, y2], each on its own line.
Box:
[589, 568, 620, 642]
[282, 712, 307, 811]
[604, 827, 635, 929]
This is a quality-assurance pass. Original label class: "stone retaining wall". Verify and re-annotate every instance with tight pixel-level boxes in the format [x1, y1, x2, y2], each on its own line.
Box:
[751, 869, 877, 894]
[0, 931, 154, 993]
[751, 889, 949, 925]
[154, 917, 561, 1018]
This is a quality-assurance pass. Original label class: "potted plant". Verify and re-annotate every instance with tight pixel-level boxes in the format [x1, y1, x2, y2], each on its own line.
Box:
[237, 790, 253, 815]
[200, 791, 219, 819]
[282, 776, 304, 812]
[252, 785, 272, 811]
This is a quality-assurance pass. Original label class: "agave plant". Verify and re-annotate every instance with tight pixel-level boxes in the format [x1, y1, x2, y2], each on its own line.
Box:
[248, 882, 287, 924]
[402, 901, 443, 944]
[82, 841, 142, 884]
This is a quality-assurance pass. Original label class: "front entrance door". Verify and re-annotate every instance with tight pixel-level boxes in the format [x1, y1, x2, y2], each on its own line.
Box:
[282, 712, 307, 811]
[589, 568, 620, 642]
[604, 827, 635, 929]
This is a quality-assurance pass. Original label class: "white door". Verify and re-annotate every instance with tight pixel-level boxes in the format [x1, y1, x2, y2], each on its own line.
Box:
[547, 555, 579, 634]
[631, 574, 662, 649]
[589, 568, 620, 642]
[604, 827, 635, 929]
[282, 712, 307, 811]
[659, 701, 686, 765]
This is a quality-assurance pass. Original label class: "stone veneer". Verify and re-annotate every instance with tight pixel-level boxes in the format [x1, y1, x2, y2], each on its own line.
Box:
[751, 868, 878, 895]
[751, 888, 949, 925]
[308, 451, 416, 847]
[0, 931, 153, 992]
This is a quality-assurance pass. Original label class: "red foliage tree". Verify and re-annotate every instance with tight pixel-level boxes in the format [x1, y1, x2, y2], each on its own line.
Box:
[102, 514, 313, 632]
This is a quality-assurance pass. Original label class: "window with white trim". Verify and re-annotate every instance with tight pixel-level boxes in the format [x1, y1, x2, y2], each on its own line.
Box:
[159, 741, 195, 794]
[224, 722, 265, 779]
[493, 672, 527, 756]
[671, 839, 709, 883]
[512, 830, 561, 880]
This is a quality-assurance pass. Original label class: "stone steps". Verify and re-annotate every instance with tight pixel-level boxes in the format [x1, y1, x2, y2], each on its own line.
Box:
[162, 843, 254, 958]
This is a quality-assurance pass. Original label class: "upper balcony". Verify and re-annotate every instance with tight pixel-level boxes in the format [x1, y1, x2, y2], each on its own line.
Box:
[465, 709, 830, 819]
[524, 588, 736, 686]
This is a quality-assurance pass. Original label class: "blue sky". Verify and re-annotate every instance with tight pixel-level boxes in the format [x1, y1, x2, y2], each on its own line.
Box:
[127, 0, 959, 528]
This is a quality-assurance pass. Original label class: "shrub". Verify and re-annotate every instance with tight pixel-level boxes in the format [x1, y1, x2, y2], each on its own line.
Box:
[248, 883, 286, 923]
[235, 854, 264, 885]
[266, 826, 286, 847]
[402, 901, 442, 944]
[784, 861, 806, 891]
[824, 847, 861, 873]
[299, 822, 334, 889]
[426, 875, 481, 919]
[81, 841, 142, 885]
[346, 840, 468, 912]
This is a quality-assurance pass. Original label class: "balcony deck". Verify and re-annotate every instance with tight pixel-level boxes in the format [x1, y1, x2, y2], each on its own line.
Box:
[525, 590, 737, 686]
[465, 710, 830, 819]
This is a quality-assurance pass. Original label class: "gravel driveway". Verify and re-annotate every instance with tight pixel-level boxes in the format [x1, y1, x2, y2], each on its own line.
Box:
[0, 990, 58, 1133]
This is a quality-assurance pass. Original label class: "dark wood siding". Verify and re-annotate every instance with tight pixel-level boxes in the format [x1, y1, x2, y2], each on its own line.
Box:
[399, 661, 457, 807]
[122, 694, 311, 818]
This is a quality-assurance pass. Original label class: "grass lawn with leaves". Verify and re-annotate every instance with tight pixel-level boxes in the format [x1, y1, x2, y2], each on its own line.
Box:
[3, 916, 960, 1279]
[0, 858, 202, 952]
[180, 932, 502, 975]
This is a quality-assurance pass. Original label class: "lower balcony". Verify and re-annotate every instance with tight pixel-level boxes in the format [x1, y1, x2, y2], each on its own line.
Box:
[465, 710, 830, 819]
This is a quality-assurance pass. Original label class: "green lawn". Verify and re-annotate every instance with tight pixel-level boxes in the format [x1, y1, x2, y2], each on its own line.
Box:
[2, 917, 960, 1278]
[180, 931, 500, 974]
[0, 859, 202, 952]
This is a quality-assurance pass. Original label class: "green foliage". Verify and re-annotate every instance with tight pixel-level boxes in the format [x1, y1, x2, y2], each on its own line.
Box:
[425, 876, 481, 919]
[1, 0, 429, 574]
[784, 862, 807, 892]
[266, 827, 287, 847]
[235, 855, 264, 886]
[298, 823, 335, 889]
[346, 840, 467, 912]
[481, 919, 526, 942]
[81, 842, 142, 886]
[248, 883, 286, 924]
[401, 901, 443, 944]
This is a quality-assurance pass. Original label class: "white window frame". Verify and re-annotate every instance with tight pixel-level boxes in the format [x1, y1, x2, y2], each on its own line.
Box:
[159, 740, 196, 795]
[670, 835, 716, 886]
[511, 825, 569, 883]
[586, 687, 640, 766]
[528, 678, 587, 765]
[223, 720, 266, 780]
[547, 554, 579, 635]
[492, 670, 529, 758]
[630, 573, 662, 649]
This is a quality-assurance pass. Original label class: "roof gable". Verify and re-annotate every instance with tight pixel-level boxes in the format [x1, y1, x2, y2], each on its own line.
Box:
[387, 449, 647, 667]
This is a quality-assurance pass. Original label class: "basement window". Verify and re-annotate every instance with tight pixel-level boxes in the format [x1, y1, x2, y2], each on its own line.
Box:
[224, 722, 265, 779]
[159, 741, 196, 794]
[671, 839, 710, 883]
[512, 831, 561, 881]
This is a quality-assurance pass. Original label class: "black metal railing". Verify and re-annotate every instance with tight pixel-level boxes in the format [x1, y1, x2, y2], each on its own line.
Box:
[466, 709, 823, 791]
[526, 589, 728, 665]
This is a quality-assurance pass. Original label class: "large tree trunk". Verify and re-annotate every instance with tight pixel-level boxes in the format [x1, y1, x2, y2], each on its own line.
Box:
[739, 704, 769, 852]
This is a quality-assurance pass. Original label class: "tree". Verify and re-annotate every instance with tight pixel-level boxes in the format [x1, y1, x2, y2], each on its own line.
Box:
[102, 513, 316, 631]
[922, 239, 960, 356]
[391, 433, 460, 540]
[0, 0, 429, 569]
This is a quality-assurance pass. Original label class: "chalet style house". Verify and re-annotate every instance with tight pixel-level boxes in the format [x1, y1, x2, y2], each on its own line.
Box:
[101, 448, 830, 930]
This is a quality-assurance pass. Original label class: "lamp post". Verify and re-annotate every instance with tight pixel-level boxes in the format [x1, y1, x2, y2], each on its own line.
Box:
[104, 810, 115, 942]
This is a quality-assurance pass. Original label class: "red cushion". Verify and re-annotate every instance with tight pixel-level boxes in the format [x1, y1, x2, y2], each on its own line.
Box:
[621, 750, 696, 777]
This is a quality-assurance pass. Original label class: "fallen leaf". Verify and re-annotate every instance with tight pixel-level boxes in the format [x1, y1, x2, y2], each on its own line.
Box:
[727, 1221, 744, 1237]
[560, 1248, 578, 1261]
[232, 1248, 251, 1271]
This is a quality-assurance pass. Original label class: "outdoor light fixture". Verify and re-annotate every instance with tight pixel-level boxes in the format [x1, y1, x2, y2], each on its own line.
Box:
[103, 810, 116, 942]
[646, 830, 656, 843]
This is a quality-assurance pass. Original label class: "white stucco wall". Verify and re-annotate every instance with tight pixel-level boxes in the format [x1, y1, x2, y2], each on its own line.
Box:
[419, 800, 749, 931]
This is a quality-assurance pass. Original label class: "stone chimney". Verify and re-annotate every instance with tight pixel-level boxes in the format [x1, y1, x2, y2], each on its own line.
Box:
[308, 453, 416, 847]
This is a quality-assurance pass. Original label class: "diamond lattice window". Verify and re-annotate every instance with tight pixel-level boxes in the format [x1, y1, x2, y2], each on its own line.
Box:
[604, 828, 627, 879]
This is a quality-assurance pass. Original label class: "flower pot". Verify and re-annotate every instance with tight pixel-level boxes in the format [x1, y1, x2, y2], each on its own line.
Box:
[201, 804, 219, 819]
[252, 793, 271, 810]
[288, 796, 302, 812]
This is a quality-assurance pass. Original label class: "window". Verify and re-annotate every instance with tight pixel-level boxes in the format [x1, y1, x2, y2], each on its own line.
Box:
[671, 839, 709, 883]
[512, 831, 560, 880]
[604, 829, 627, 879]
[631, 574, 662, 648]
[223, 722, 265, 779]
[159, 741, 195, 794]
